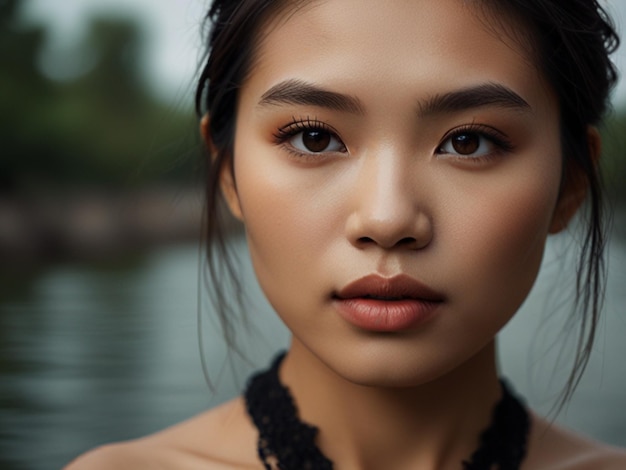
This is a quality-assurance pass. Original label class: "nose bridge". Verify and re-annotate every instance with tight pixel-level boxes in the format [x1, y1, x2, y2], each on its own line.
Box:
[361, 149, 409, 220]
[347, 146, 432, 249]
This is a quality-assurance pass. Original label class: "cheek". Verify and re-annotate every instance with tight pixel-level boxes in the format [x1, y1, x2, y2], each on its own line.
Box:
[231, 144, 341, 296]
[440, 160, 562, 318]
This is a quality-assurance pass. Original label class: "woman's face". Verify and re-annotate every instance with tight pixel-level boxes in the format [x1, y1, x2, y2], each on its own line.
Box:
[224, 0, 569, 385]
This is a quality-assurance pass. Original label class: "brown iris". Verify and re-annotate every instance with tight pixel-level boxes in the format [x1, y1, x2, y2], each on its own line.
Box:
[451, 133, 480, 155]
[302, 130, 331, 152]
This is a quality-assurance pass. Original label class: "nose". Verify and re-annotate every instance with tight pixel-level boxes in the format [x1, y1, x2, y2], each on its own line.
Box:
[345, 152, 433, 251]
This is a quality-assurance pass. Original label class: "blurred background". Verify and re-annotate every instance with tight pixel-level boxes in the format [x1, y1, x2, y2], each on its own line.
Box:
[1, 0, 626, 468]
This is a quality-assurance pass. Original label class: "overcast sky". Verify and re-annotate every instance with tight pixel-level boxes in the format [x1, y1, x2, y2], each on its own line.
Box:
[19, 0, 626, 107]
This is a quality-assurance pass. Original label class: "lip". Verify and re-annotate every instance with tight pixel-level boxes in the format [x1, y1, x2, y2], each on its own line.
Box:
[333, 274, 444, 332]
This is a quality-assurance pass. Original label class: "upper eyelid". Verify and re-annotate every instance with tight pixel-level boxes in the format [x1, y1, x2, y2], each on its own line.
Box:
[278, 117, 338, 133]
[439, 124, 512, 146]
[441, 123, 507, 139]
[273, 118, 344, 144]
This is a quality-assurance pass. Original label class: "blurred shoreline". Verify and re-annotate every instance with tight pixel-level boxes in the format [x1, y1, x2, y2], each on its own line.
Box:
[1, 186, 624, 269]
[0, 186, 220, 267]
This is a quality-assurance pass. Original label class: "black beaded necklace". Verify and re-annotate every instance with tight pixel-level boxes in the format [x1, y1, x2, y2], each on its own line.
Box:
[245, 353, 530, 470]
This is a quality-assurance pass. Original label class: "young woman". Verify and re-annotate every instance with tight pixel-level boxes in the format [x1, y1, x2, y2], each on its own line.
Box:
[66, 0, 626, 468]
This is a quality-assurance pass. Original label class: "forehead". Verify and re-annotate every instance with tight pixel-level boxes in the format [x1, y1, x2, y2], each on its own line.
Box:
[242, 0, 552, 114]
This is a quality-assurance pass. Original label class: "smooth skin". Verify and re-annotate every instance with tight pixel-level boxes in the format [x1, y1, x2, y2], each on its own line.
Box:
[66, 0, 626, 468]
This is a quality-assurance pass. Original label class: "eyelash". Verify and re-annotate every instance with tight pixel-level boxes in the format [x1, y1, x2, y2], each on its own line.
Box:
[272, 118, 514, 162]
[273, 117, 346, 160]
[436, 123, 514, 162]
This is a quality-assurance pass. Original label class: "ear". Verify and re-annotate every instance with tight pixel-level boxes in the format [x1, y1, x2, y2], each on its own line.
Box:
[200, 114, 244, 221]
[549, 126, 600, 234]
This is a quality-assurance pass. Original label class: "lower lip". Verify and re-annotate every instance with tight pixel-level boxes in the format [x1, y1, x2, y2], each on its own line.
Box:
[334, 298, 440, 332]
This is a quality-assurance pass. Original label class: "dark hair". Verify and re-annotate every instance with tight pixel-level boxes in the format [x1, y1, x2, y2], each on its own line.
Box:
[194, 1, 275, 363]
[194, 0, 619, 401]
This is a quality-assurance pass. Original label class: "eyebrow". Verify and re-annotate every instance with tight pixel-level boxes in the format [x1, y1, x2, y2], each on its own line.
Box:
[418, 83, 531, 117]
[258, 79, 365, 114]
[258, 80, 531, 117]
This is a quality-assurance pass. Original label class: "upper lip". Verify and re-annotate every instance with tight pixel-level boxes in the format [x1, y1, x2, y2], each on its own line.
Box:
[334, 274, 445, 302]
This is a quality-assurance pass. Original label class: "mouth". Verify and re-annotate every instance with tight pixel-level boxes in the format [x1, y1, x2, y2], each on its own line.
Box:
[332, 274, 444, 332]
[362, 295, 408, 300]
[333, 273, 445, 303]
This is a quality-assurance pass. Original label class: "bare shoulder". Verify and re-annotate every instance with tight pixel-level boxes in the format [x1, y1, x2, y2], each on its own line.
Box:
[63, 397, 261, 470]
[63, 442, 158, 470]
[524, 413, 626, 470]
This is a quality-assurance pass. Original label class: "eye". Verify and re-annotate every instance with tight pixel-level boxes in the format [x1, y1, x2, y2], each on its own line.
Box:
[436, 125, 513, 161]
[439, 132, 493, 158]
[289, 128, 345, 154]
[274, 118, 347, 158]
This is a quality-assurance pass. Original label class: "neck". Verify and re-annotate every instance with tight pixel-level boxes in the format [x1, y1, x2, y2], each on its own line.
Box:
[280, 340, 502, 470]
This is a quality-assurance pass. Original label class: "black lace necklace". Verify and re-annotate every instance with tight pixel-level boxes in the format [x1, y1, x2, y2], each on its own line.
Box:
[245, 353, 530, 470]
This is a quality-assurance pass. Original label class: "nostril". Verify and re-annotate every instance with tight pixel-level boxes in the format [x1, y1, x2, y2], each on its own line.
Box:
[398, 237, 417, 246]
[347, 212, 433, 250]
[356, 236, 419, 248]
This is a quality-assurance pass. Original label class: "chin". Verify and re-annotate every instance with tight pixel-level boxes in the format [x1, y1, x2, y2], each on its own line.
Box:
[310, 337, 494, 390]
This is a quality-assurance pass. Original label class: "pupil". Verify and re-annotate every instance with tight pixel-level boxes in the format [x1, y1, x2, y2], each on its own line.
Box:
[452, 134, 479, 155]
[303, 130, 331, 152]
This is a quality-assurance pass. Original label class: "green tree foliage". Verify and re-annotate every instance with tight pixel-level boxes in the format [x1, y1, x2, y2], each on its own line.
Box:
[1, 0, 624, 200]
[601, 111, 626, 203]
[0, 0, 197, 193]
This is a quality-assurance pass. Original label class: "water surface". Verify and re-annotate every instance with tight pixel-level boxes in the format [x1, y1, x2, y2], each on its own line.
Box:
[1, 234, 625, 469]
